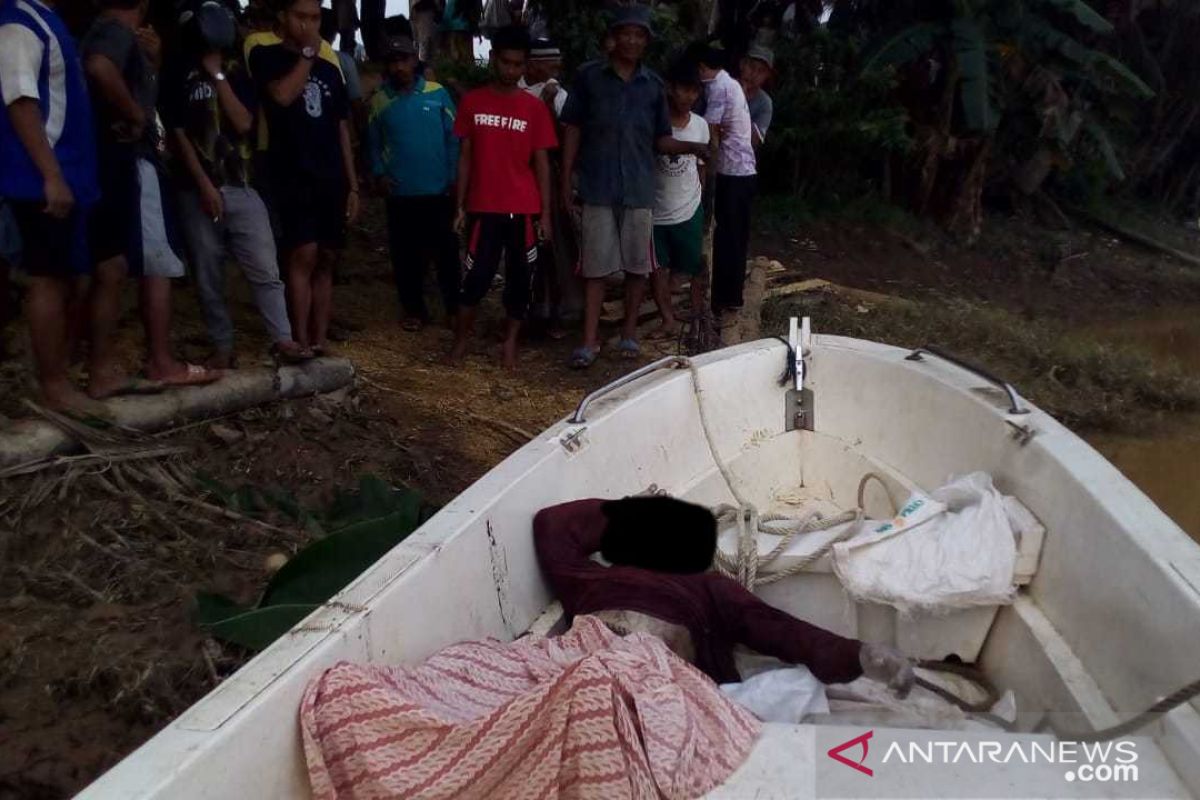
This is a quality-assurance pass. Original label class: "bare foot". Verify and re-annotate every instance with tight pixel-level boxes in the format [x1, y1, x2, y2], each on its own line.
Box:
[86, 368, 134, 400]
[500, 340, 518, 371]
[43, 381, 100, 413]
[446, 338, 468, 365]
[645, 320, 682, 341]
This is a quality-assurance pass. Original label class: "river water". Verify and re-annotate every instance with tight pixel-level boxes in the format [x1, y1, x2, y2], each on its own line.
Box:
[1084, 310, 1200, 542]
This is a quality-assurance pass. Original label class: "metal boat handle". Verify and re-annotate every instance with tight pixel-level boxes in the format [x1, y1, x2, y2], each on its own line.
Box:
[905, 344, 1030, 415]
[569, 356, 692, 423]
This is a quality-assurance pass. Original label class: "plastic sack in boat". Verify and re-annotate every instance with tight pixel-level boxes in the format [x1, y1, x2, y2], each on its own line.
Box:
[831, 472, 1018, 614]
[720, 665, 830, 723]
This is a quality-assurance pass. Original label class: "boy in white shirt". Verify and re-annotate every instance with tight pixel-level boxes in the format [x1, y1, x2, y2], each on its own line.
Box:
[649, 58, 710, 339]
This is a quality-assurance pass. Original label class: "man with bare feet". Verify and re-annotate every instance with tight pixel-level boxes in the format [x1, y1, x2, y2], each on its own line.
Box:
[448, 24, 555, 370]
[83, 0, 221, 394]
[248, 0, 360, 358]
[1, 0, 106, 414]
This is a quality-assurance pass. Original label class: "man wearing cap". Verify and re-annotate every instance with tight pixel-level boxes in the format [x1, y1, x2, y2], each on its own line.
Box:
[163, 5, 307, 367]
[367, 34, 460, 331]
[740, 44, 774, 149]
[520, 39, 567, 117]
[560, 5, 709, 369]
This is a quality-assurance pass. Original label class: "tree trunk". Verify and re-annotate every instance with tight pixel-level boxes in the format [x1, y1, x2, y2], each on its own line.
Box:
[0, 358, 356, 470]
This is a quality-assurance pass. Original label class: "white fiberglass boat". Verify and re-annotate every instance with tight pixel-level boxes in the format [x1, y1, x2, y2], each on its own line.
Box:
[78, 327, 1200, 799]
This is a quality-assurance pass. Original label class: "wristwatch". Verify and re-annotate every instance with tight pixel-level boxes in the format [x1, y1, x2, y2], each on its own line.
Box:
[211, 71, 226, 82]
[301, 45, 317, 60]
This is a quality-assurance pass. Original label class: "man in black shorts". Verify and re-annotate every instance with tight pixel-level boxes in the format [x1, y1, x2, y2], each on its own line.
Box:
[448, 25, 556, 370]
[248, 0, 360, 355]
[0, 0, 107, 412]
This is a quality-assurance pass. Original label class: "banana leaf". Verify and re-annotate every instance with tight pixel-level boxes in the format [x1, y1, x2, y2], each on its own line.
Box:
[195, 593, 318, 652]
[261, 505, 421, 607]
[1088, 50, 1155, 99]
[1082, 117, 1126, 181]
[862, 22, 942, 72]
[1041, 0, 1113, 34]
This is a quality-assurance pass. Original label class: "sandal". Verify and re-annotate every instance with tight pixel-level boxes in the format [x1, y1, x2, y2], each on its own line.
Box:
[616, 338, 641, 359]
[156, 363, 222, 388]
[271, 342, 312, 365]
[568, 346, 600, 369]
[401, 318, 423, 332]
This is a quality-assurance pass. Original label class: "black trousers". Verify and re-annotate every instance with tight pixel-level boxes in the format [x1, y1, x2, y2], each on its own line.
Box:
[385, 194, 461, 320]
[711, 174, 757, 312]
[461, 213, 539, 321]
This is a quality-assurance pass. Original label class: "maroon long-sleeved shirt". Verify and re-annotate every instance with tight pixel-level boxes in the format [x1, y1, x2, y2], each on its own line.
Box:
[533, 498, 864, 685]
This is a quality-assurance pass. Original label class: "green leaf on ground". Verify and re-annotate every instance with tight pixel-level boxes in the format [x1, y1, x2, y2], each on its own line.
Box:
[197, 596, 318, 651]
[195, 475, 425, 652]
[262, 507, 420, 607]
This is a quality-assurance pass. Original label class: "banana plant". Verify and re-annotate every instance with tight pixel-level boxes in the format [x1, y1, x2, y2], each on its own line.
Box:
[862, 0, 1152, 135]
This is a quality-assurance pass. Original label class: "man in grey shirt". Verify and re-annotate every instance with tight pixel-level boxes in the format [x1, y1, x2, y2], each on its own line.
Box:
[740, 44, 774, 149]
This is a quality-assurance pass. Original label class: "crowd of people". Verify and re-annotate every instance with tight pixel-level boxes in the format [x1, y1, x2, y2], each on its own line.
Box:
[0, 0, 776, 415]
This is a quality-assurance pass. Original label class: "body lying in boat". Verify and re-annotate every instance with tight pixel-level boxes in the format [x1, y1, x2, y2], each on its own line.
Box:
[533, 495, 916, 696]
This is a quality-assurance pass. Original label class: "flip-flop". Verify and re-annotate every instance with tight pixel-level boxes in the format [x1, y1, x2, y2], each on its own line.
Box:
[401, 318, 423, 332]
[569, 346, 600, 369]
[88, 377, 165, 400]
[157, 363, 222, 388]
[617, 338, 641, 359]
[271, 343, 312, 365]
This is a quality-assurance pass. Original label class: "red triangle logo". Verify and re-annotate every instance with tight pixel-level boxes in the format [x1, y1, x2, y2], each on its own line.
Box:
[827, 730, 874, 776]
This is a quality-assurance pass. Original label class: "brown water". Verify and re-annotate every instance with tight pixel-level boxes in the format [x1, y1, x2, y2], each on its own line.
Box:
[1083, 310, 1200, 542]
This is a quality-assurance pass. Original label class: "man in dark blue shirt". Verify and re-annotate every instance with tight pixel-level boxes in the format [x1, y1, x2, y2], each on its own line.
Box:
[560, 5, 707, 369]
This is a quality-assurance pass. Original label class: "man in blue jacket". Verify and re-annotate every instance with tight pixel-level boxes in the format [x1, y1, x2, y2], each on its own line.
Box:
[368, 34, 460, 331]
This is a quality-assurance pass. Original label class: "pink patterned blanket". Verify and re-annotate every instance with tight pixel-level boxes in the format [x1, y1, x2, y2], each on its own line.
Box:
[300, 615, 761, 799]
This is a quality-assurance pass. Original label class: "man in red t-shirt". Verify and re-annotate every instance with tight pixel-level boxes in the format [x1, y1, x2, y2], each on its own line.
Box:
[449, 24, 557, 370]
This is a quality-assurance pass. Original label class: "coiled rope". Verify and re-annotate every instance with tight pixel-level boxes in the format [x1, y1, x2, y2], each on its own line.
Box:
[688, 349, 1200, 741]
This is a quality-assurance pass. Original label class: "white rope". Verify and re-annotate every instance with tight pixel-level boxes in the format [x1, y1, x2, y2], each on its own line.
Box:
[687, 360, 892, 590]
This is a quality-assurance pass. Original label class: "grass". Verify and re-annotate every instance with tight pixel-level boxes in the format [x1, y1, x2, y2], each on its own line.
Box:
[764, 290, 1200, 433]
[754, 191, 921, 236]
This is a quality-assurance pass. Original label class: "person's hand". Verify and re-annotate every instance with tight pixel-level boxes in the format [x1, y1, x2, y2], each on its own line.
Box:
[135, 26, 162, 68]
[691, 141, 711, 159]
[538, 210, 552, 242]
[200, 181, 224, 221]
[373, 175, 393, 196]
[345, 189, 360, 224]
[859, 642, 915, 698]
[559, 178, 578, 211]
[201, 51, 224, 79]
[43, 174, 74, 219]
[453, 206, 466, 234]
[111, 109, 145, 143]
